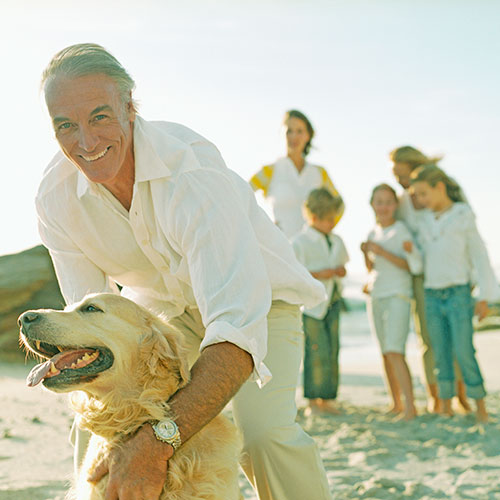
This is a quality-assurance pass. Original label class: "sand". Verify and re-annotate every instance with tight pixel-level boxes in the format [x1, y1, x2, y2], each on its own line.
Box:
[1, 330, 500, 500]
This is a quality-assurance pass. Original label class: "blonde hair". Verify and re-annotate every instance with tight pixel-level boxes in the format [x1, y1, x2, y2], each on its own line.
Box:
[42, 43, 138, 109]
[389, 145, 442, 171]
[304, 188, 342, 219]
[410, 164, 464, 202]
[370, 183, 398, 204]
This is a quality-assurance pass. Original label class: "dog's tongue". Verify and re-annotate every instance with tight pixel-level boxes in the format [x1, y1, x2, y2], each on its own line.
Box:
[26, 349, 97, 387]
[27, 360, 53, 387]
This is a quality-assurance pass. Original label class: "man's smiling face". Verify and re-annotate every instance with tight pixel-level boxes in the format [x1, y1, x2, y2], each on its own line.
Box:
[45, 73, 135, 189]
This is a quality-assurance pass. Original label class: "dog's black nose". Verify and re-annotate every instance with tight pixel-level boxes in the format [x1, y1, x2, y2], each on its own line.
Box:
[18, 311, 40, 327]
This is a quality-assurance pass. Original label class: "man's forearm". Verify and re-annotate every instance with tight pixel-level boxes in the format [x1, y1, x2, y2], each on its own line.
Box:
[168, 341, 254, 444]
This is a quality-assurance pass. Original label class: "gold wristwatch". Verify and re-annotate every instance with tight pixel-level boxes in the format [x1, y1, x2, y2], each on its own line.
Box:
[151, 419, 182, 452]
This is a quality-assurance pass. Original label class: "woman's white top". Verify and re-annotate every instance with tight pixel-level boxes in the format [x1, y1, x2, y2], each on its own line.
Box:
[415, 202, 498, 301]
[365, 221, 423, 300]
[292, 226, 349, 319]
[250, 156, 343, 239]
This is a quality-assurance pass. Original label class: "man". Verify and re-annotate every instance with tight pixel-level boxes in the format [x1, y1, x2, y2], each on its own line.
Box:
[37, 43, 332, 500]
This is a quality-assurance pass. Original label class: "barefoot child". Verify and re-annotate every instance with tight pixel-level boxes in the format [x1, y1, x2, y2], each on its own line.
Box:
[292, 188, 349, 415]
[390, 145, 471, 413]
[361, 183, 423, 420]
[410, 164, 497, 422]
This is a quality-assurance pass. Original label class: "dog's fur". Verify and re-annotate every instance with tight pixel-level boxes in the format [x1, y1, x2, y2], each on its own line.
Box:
[19, 293, 241, 500]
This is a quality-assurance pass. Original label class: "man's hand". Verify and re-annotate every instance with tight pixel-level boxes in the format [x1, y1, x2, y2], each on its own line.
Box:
[88, 424, 173, 500]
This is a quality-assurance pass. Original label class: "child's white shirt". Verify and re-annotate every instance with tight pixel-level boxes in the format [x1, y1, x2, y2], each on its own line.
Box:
[397, 185, 470, 236]
[415, 202, 498, 301]
[292, 226, 349, 319]
[366, 220, 423, 299]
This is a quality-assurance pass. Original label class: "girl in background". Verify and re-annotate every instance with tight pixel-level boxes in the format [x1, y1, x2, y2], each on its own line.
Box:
[250, 109, 344, 239]
[410, 164, 497, 422]
[361, 184, 423, 420]
[390, 145, 470, 413]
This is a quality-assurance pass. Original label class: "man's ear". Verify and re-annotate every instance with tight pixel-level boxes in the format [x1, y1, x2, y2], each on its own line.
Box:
[436, 180, 447, 196]
[127, 93, 137, 121]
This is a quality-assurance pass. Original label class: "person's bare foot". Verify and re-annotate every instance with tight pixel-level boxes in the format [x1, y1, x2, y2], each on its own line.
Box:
[386, 405, 403, 415]
[456, 396, 473, 414]
[439, 399, 454, 418]
[476, 399, 489, 423]
[306, 399, 341, 415]
[427, 398, 442, 414]
[317, 400, 342, 415]
[476, 409, 489, 423]
[402, 406, 418, 421]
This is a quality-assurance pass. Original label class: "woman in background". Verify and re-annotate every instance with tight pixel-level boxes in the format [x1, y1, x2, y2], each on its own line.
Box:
[250, 109, 344, 239]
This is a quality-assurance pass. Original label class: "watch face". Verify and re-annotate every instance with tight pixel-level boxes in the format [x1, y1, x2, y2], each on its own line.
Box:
[156, 420, 177, 439]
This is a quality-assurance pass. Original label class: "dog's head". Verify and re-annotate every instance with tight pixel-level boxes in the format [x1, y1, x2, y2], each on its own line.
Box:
[18, 293, 190, 400]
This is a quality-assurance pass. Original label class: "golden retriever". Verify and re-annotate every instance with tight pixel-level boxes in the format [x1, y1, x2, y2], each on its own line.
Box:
[18, 293, 242, 500]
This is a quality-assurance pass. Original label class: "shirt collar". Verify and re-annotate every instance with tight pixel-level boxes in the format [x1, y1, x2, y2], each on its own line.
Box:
[76, 115, 189, 199]
[133, 115, 174, 183]
[76, 170, 97, 199]
[304, 225, 331, 241]
[275, 156, 311, 171]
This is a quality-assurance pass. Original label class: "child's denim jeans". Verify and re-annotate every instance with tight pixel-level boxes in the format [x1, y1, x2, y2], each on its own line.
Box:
[424, 284, 486, 400]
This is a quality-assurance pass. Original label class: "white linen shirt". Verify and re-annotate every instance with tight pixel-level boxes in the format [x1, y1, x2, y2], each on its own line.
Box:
[36, 116, 326, 386]
[292, 226, 349, 319]
[365, 221, 423, 299]
[414, 202, 498, 301]
[250, 157, 343, 239]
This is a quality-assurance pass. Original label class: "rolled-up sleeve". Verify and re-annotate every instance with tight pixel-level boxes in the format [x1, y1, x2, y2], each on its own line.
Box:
[165, 163, 274, 386]
[464, 211, 499, 301]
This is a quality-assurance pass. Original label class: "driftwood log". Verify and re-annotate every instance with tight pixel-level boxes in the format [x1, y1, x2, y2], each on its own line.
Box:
[0, 245, 64, 361]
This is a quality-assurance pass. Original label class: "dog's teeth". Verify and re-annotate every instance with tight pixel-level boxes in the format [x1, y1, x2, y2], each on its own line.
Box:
[71, 363, 77, 369]
[82, 353, 90, 360]
[50, 362, 58, 373]
[36, 341, 41, 350]
[57, 346, 63, 352]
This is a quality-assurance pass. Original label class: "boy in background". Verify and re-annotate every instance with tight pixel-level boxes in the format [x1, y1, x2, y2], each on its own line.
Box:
[293, 188, 349, 415]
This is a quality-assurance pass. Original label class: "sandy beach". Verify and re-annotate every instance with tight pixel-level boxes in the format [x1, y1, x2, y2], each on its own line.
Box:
[1, 325, 500, 500]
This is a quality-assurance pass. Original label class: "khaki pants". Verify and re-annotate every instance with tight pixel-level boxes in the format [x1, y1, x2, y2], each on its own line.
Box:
[412, 274, 437, 385]
[72, 300, 332, 500]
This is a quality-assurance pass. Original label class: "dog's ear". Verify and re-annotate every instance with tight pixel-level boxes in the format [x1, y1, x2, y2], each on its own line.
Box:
[138, 318, 190, 395]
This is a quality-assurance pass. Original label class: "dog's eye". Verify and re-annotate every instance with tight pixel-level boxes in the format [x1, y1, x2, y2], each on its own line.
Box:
[82, 304, 103, 313]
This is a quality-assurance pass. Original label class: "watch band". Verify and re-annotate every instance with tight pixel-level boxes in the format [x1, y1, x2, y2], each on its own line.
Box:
[151, 419, 182, 452]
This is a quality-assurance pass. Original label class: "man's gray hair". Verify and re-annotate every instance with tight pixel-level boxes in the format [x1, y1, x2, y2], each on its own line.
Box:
[41, 43, 137, 109]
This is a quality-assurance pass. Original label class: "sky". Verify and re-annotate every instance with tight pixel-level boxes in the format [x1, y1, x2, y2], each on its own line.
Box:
[1, 0, 499, 280]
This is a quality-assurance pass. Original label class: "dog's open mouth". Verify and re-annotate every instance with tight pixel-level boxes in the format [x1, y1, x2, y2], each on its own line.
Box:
[24, 339, 114, 389]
